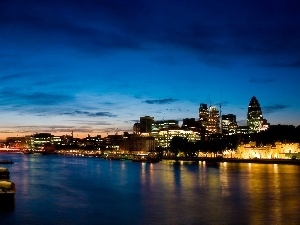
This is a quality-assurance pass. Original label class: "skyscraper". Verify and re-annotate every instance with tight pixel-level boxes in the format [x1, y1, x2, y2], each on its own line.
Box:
[199, 103, 220, 135]
[247, 96, 263, 133]
[207, 106, 220, 134]
[140, 116, 154, 133]
[199, 103, 209, 127]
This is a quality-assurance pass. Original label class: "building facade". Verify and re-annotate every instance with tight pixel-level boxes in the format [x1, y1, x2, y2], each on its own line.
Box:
[236, 141, 300, 159]
[139, 116, 154, 133]
[199, 103, 221, 135]
[222, 114, 238, 135]
[119, 135, 156, 154]
[247, 96, 263, 133]
[155, 129, 201, 148]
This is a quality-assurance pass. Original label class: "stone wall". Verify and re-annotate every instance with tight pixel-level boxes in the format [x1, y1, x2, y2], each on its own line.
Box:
[236, 142, 300, 159]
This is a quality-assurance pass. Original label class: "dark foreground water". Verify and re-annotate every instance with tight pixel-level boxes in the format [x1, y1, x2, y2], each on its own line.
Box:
[1, 154, 300, 225]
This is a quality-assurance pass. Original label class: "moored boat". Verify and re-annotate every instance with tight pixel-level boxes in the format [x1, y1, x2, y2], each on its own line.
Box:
[132, 155, 160, 163]
[0, 180, 15, 201]
[104, 153, 124, 160]
[0, 159, 14, 164]
[132, 156, 148, 162]
[0, 167, 10, 179]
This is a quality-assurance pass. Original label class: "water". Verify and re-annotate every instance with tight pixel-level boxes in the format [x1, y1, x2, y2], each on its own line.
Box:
[1, 154, 300, 225]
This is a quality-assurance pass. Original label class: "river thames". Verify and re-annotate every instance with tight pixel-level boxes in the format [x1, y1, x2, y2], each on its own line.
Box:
[1, 153, 299, 225]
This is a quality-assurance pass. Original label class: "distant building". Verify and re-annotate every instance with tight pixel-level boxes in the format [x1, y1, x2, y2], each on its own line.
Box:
[206, 106, 220, 134]
[103, 134, 123, 152]
[236, 141, 300, 159]
[222, 114, 238, 135]
[29, 133, 53, 149]
[260, 119, 270, 132]
[155, 129, 201, 148]
[236, 126, 249, 135]
[151, 120, 180, 134]
[139, 116, 154, 133]
[247, 96, 264, 133]
[199, 103, 220, 135]
[5, 137, 26, 149]
[119, 134, 156, 154]
[199, 103, 209, 127]
[181, 118, 202, 131]
[133, 122, 141, 134]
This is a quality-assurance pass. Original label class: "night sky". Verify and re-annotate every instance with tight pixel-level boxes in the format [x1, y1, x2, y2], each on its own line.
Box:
[0, 0, 299, 139]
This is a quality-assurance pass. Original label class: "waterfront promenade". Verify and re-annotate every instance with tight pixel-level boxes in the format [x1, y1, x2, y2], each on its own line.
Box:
[1, 149, 300, 165]
[164, 156, 300, 165]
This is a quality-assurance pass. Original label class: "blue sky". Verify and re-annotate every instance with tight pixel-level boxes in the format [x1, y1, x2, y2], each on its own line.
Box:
[0, 0, 299, 139]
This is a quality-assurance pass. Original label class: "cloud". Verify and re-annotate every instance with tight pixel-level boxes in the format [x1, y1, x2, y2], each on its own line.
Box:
[249, 78, 275, 83]
[0, 89, 73, 107]
[1, 0, 300, 66]
[263, 104, 289, 114]
[0, 73, 27, 81]
[0, 124, 100, 135]
[0, 1, 142, 55]
[142, 98, 177, 105]
[61, 111, 117, 118]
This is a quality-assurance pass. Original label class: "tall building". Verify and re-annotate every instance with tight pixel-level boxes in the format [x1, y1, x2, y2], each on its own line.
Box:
[199, 103, 221, 135]
[247, 96, 263, 133]
[206, 106, 220, 134]
[222, 114, 238, 135]
[199, 103, 209, 127]
[140, 116, 154, 133]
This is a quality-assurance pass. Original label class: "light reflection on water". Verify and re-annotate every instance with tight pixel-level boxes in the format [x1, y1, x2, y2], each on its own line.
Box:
[1, 154, 300, 225]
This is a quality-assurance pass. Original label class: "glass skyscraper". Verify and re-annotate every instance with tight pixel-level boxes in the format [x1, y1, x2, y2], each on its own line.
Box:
[247, 96, 263, 133]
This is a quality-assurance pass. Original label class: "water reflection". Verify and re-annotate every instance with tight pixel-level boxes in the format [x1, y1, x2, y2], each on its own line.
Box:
[2, 155, 300, 225]
[139, 161, 300, 224]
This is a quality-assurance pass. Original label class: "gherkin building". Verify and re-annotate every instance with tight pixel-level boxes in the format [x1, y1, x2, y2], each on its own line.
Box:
[247, 96, 263, 133]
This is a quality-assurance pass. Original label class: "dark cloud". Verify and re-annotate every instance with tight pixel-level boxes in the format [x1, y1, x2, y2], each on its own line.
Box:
[0, 124, 103, 135]
[0, 0, 141, 54]
[1, 0, 299, 64]
[263, 104, 289, 114]
[249, 78, 275, 83]
[61, 110, 117, 118]
[0, 89, 73, 106]
[0, 73, 28, 81]
[67, 120, 112, 126]
[25, 92, 73, 105]
[142, 98, 177, 105]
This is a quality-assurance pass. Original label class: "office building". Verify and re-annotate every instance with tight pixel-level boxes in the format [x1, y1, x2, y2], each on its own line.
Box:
[222, 114, 238, 135]
[247, 96, 263, 133]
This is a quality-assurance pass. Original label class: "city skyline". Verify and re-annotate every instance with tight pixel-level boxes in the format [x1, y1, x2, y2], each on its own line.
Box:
[1, 1, 300, 139]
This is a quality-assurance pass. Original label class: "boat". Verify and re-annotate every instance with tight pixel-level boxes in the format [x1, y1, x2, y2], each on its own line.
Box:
[0, 167, 10, 179]
[132, 155, 160, 163]
[23, 149, 34, 154]
[132, 156, 148, 162]
[0, 180, 15, 201]
[105, 154, 122, 160]
[0, 159, 14, 164]
[146, 157, 160, 163]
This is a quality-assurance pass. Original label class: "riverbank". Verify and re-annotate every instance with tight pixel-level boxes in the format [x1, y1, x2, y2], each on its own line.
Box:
[163, 157, 300, 165]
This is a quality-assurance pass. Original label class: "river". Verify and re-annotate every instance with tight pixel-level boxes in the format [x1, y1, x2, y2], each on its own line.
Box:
[1, 153, 299, 225]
